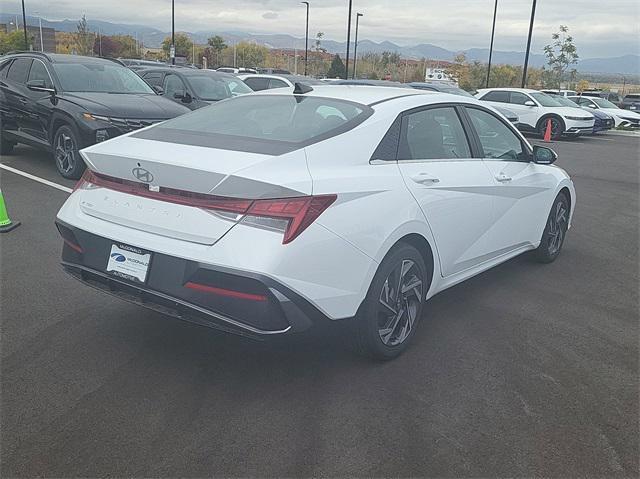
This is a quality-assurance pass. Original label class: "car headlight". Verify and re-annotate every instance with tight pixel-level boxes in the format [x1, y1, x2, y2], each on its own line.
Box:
[564, 116, 591, 120]
[82, 112, 111, 122]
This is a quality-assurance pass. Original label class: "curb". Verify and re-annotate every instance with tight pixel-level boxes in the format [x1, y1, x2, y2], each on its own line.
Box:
[604, 130, 640, 137]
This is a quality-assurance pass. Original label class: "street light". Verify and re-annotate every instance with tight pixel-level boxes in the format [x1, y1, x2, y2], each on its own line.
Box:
[352, 12, 363, 79]
[344, 0, 353, 80]
[301, 2, 309, 76]
[171, 0, 175, 65]
[20, 0, 28, 50]
[522, 0, 537, 88]
[485, 0, 498, 88]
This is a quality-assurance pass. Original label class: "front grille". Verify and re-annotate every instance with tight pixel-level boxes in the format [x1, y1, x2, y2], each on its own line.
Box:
[109, 117, 165, 132]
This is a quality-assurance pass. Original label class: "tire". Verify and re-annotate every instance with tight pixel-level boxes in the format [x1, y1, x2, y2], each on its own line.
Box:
[533, 193, 570, 263]
[538, 116, 564, 140]
[0, 138, 14, 155]
[53, 125, 85, 180]
[355, 243, 429, 360]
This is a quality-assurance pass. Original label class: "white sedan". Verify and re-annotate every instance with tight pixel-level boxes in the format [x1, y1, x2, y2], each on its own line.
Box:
[476, 87, 595, 139]
[56, 85, 575, 359]
[568, 95, 640, 128]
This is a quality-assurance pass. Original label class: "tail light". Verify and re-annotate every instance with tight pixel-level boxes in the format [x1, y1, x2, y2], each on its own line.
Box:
[75, 169, 336, 244]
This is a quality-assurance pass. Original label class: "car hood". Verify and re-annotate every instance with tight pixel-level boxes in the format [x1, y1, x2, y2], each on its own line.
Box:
[60, 92, 190, 119]
[554, 106, 594, 119]
[585, 108, 612, 120]
[601, 108, 640, 119]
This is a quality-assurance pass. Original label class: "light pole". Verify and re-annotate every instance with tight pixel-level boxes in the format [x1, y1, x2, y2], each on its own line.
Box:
[20, 0, 28, 50]
[171, 0, 175, 65]
[485, 0, 498, 88]
[521, 0, 537, 88]
[344, 0, 353, 80]
[301, 2, 309, 76]
[352, 12, 363, 79]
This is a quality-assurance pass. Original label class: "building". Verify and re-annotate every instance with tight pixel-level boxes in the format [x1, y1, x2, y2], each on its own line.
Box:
[1, 23, 56, 53]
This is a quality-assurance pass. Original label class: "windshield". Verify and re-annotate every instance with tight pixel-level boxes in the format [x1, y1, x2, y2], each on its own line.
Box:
[187, 75, 252, 101]
[530, 92, 562, 107]
[555, 96, 582, 107]
[135, 95, 372, 153]
[441, 87, 474, 98]
[53, 62, 154, 94]
[592, 98, 619, 109]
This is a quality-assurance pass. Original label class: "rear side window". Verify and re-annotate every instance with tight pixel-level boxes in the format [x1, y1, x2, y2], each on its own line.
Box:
[7, 58, 32, 84]
[399, 107, 471, 160]
[133, 95, 373, 154]
[243, 77, 270, 91]
[481, 90, 509, 103]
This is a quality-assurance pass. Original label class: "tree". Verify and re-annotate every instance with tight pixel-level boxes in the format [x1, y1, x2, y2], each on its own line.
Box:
[207, 35, 227, 67]
[235, 41, 267, 67]
[76, 15, 94, 55]
[327, 54, 346, 78]
[576, 79, 590, 93]
[0, 30, 30, 54]
[543, 25, 579, 90]
[161, 33, 193, 60]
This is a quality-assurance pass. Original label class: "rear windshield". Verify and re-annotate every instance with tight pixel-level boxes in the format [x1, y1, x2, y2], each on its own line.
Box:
[134, 94, 372, 154]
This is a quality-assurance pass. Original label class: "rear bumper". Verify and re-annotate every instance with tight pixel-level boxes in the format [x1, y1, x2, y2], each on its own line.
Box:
[57, 221, 333, 338]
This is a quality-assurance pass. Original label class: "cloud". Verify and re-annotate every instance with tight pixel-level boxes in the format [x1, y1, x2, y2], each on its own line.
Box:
[3, 0, 639, 58]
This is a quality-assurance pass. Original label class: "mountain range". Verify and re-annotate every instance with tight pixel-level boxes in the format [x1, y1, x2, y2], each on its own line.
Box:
[2, 14, 638, 75]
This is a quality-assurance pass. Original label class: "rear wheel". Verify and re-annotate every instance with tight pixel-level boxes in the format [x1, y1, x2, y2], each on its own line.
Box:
[53, 125, 85, 180]
[355, 243, 428, 360]
[533, 193, 569, 263]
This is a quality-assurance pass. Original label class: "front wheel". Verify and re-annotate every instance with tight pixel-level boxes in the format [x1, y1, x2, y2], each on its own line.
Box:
[538, 117, 564, 140]
[533, 193, 569, 263]
[53, 125, 85, 180]
[355, 243, 429, 360]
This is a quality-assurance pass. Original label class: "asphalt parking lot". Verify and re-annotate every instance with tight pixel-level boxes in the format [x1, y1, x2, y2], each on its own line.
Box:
[1, 133, 638, 477]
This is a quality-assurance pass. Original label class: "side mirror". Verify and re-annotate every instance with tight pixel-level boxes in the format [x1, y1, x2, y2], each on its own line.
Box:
[532, 145, 557, 165]
[524, 100, 536, 107]
[26, 79, 55, 93]
[173, 89, 185, 99]
[152, 85, 164, 95]
[587, 104, 597, 109]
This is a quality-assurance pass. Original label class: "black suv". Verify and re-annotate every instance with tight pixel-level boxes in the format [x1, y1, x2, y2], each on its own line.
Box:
[136, 67, 252, 110]
[0, 52, 190, 179]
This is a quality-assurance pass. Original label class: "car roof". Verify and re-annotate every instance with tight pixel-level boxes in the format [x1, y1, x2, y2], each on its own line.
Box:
[137, 67, 233, 78]
[477, 87, 539, 94]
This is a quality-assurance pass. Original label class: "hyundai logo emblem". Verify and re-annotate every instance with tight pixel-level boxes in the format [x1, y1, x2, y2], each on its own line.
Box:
[132, 167, 154, 183]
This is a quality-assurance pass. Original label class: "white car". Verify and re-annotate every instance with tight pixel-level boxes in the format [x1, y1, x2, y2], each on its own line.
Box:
[56, 86, 575, 359]
[237, 73, 324, 92]
[476, 88, 595, 139]
[568, 95, 640, 128]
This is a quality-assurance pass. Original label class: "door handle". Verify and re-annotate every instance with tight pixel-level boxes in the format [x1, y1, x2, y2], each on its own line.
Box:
[410, 172, 440, 185]
[495, 173, 512, 183]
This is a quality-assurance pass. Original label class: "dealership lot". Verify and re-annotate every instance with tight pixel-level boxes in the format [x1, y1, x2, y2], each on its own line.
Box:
[1, 134, 638, 476]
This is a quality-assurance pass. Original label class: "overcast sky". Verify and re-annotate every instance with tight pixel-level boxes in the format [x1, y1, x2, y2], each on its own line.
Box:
[3, 0, 639, 58]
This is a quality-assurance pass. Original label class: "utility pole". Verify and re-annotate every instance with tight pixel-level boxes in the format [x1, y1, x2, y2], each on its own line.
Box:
[521, 0, 537, 88]
[344, 0, 353, 80]
[301, 2, 309, 76]
[486, 0, 498, 88]
[171, 0, 175, 65]
[20, 0, 28, 50]
[353, 12, 363, 79]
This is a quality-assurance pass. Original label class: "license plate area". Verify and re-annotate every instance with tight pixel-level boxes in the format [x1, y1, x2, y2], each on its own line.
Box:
[106, 243, 152, 284]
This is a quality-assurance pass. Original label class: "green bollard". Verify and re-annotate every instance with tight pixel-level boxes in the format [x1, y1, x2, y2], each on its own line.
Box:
[0, 188, 20, 233]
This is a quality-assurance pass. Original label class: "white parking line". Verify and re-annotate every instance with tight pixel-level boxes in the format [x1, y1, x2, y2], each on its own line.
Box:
[0, 163, 73, 194]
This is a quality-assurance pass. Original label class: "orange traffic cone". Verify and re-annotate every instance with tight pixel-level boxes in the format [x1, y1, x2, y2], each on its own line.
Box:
[543, 118, 552, 142]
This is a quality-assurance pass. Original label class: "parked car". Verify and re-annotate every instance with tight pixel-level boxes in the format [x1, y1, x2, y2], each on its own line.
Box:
[238, 73, 324, 91]
[0, 52, 189, 179]
[552, 95, 614, 133]
[136, 67, 252, 110]
[620, 93, 640, 111]
[580, 90, 621, 104]
[540, 89, 577, 97]
[56, 85, 575, 359]
[409, 82, 519, 124]
[568, 95, 640, 128]
[475, 88, 595, 139]
[216, 67, 257, 74]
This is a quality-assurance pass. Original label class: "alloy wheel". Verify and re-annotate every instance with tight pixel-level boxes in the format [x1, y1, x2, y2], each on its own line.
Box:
[377, 259, 423, 346]
[547, 200, 567, 255]
[55, 133, 76, 175]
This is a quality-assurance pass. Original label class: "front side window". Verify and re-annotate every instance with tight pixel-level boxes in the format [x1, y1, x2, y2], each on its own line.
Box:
[53, 62, 154, 94]
[400, 107, 471, 160]
[269, 78, 289, 89]
[592, 98, 618, 109]
[141, 72, 163, 87]
[481, 90, 509, 103]
[187, 75, 252, 100]
[163, 74, 186, 98]
[466, 107, 526, 161]
[133, 95, 372, 154]
[27, 60, 53, 88]
[510, 92, 532, 105]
